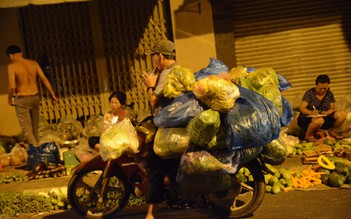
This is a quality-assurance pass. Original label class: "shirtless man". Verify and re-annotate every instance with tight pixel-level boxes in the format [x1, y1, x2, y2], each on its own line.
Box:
[6, 45, 58, 147]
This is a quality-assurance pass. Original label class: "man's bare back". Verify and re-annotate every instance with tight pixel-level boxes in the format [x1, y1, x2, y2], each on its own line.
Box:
[7, 47, 58, 106]
[9, 58, 40, 96]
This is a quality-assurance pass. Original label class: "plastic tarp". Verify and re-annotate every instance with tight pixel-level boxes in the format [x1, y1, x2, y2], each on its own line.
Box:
[194, 57, 229, 81]
[225, 86, 281, 150]
[153, 92, 204, 128]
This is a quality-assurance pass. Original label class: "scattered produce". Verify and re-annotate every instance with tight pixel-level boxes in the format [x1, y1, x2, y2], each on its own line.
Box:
[26, 162, 67, 180]
[0, 192, 53, 216]
[127, 194, 146, 207]
[39, 187, 69, 210]
[317, 155, 335, 170]
[263, 164, 294, 194]
[317, 156, 351, 187]
[291, 165, 323, 189]
[328, 172, 345, 187]
[0, 174, 29, 184]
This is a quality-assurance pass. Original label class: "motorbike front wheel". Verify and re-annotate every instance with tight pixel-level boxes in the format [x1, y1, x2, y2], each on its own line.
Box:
[68, 168, 130, 218]
[209, 158, 266, 218]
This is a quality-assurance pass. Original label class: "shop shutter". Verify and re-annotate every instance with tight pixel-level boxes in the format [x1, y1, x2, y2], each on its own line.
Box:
[231, 0, 351, 109]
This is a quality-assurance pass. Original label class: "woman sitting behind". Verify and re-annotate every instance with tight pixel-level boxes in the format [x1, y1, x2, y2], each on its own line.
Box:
[297, 74, 346, 142]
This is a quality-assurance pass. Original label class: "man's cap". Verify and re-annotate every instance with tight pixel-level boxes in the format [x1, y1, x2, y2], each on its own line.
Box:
[146, 39, 176, 56]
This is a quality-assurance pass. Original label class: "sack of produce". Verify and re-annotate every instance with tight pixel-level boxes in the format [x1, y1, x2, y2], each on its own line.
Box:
[207, 125, 228, 151]
[83, 115, 105, 138]
[238, 146, 264, 164]
[39, 115, 83, 145]
[99, 118, 139, 161]
[193, 75, 240, 113]
[228, 66, 249, 85]
[27, 142, 60, 170]
[261, 137, 288, 165]
[163, 65, 196, 98]
[38, 125, 63, 146]
[240, 68, 282, 115]
[58, 114, 84, 140]
[281, 96, 293, 127]
[246, 67, 292, 91]
[10, 144, 28, 164]
[339, 112, 351, 138]
[154, 92, 204, 128]
[153, 128, 190, 159]
[179, 150, 237, 175]
[225, 86, 281, 150]
[194, 57, 229, 81]
[186, 109, 220, 147]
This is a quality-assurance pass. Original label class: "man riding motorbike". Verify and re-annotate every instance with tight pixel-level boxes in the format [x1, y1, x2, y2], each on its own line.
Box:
[141, 39, 181, 219]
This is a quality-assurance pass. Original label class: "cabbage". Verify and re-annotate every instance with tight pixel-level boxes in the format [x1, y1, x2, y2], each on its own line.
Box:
[163, 65, 196, 98]
[153, 128, 190, 159]
[240, 68, 282, 115]
[261, 137, 288, 165]
[192, 75, 240, 112]
[228, 66, 249, 85]
[186, 109, 220, 147]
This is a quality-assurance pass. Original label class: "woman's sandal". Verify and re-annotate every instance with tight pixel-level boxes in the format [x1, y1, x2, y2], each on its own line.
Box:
[332, 135, 343, 140]
[329, 132, 344, 140]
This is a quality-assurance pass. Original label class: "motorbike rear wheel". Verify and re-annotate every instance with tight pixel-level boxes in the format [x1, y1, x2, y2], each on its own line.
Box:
[209, 158, 265, 218]
[68, 168, 130, 218]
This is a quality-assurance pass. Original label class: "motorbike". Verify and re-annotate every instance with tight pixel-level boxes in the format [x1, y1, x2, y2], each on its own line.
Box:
[67, 119, 268, 218]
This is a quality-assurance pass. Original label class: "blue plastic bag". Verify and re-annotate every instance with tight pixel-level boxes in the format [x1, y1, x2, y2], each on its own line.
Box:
[276, 73, 292, 91]
[281, 96, 293, 127]
[225, 87, 281, 150]
[27, 142, 60, 170]
[153, 92, 204, 128]
[194, 58, 229, 81]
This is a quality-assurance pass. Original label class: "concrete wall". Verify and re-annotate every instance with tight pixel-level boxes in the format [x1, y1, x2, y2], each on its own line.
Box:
[169, 0, 217, 73]
[0, 8, 22, 136]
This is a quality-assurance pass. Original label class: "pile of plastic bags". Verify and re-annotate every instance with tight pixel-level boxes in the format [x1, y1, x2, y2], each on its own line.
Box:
[153, 58, 294, 195]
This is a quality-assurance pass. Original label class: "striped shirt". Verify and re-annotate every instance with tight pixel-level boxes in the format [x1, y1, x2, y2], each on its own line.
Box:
[302, 88, 335, 113]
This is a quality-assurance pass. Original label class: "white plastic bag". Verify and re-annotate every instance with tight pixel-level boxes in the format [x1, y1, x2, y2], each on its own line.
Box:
[99, 118, 139, 161]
